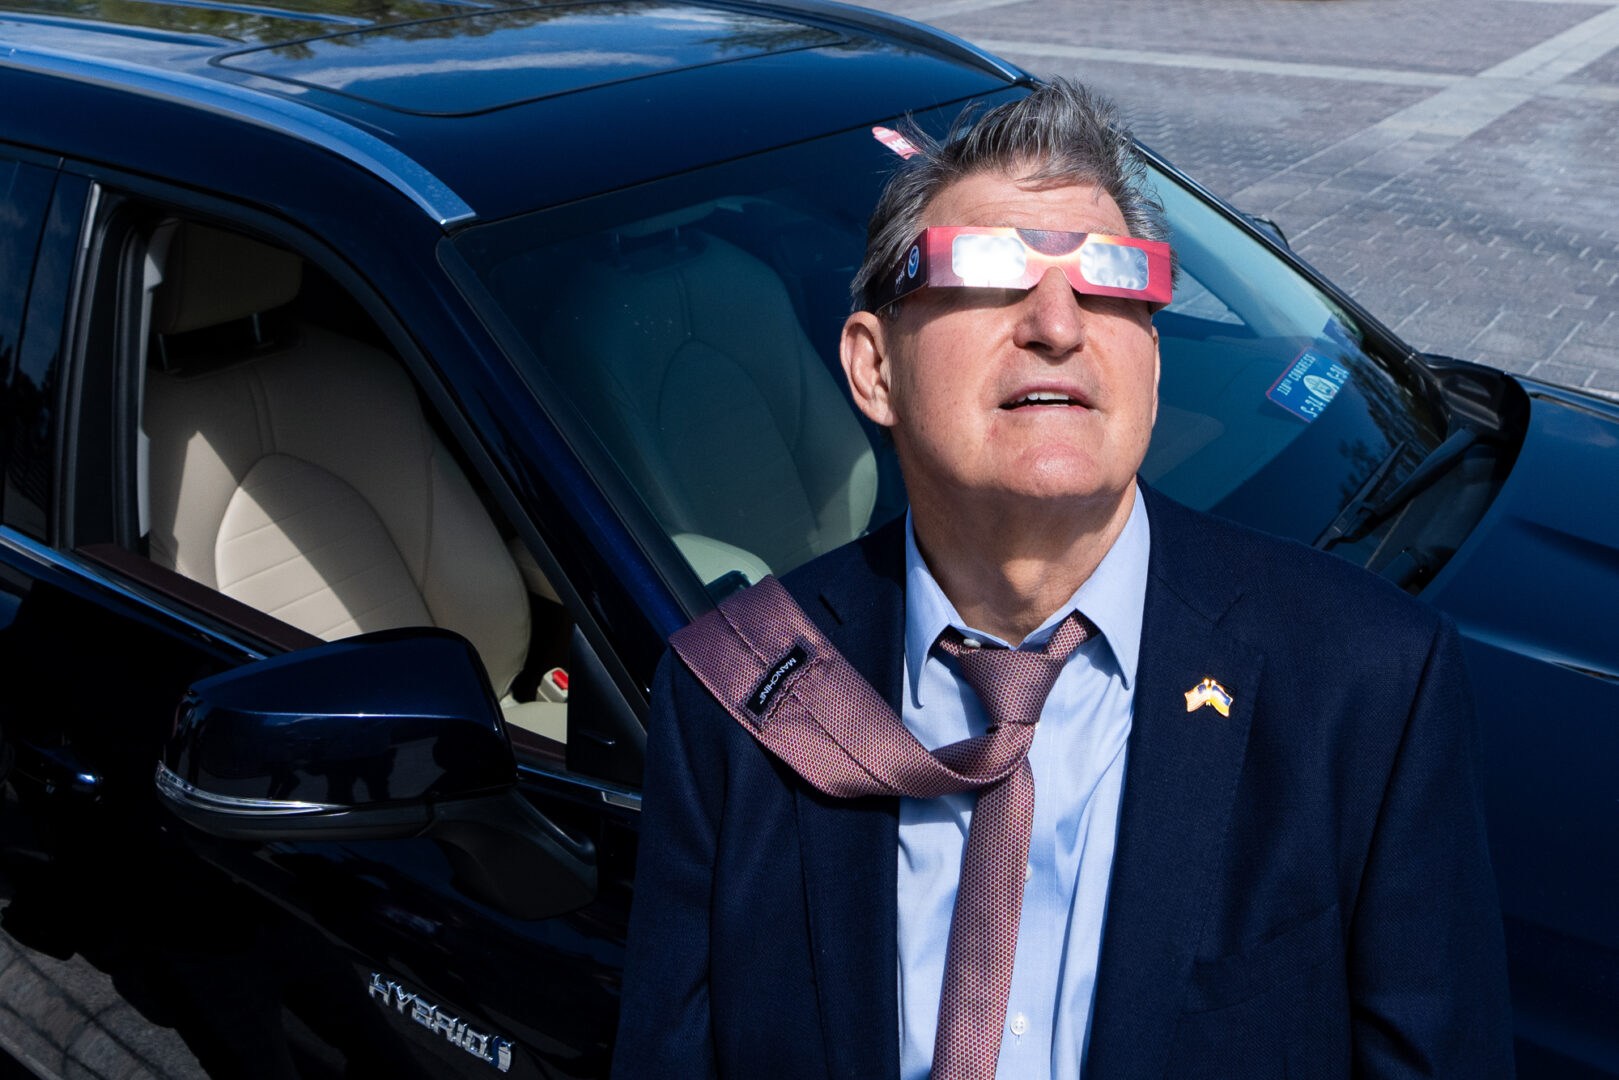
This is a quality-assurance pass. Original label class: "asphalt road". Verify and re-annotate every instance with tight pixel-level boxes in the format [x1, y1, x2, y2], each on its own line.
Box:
[863, 0, 1619, 397]
[3, 1, 1618, 1077]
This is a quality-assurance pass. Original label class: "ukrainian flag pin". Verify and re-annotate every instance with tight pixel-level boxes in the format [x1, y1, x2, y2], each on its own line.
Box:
[1184, 678, 1233, 717]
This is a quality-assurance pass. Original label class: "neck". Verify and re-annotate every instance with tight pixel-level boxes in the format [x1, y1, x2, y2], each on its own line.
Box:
[911, 484, 1137, 644]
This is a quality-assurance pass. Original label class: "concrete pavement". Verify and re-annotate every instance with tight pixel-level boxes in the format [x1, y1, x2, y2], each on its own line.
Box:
[0, 928, 206, 1080]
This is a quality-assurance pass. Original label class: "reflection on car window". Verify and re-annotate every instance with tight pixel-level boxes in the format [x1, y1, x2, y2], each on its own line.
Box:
[452, 118, 1443, 594]
[1166, 272, 1244, 328]
[1146, 175, 1441, 556]
[0, 157, 57, 538]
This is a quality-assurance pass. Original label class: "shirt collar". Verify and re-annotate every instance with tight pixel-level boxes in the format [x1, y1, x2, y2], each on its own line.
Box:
[903, 486, 1151, 704]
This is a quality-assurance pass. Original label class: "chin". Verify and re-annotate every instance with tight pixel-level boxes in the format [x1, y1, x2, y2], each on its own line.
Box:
[988, 476, 1122, 508]
[1012, 449, 1109, 493]
[986, 453, 1139, 511]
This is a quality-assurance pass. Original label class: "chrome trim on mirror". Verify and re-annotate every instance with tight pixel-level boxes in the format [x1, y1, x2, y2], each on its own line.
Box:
[0, 526, 269, 660]
[0, 44, 477, 227]
[156, 761, 343, 815]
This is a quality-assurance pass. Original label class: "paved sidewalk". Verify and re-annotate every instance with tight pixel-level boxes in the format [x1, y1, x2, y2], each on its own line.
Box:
[862, 0, 1619, 394]
[0, 904, 206, 1080]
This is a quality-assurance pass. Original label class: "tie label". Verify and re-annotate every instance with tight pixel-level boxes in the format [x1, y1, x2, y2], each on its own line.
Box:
[747, 645, 808, 716]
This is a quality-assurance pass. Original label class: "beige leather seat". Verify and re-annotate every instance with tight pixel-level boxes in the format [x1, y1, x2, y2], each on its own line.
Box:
[532, 222, 877, 581]
[142, 223, 563, 740]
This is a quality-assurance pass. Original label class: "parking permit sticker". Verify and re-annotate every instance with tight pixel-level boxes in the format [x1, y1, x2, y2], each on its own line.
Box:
[1268, 348, 1349, 422]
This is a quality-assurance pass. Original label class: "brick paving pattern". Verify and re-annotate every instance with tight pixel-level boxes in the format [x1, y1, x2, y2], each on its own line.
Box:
[0, 912, 205, 1080]
[866, 0, 1619, 395]
[933, 0, 1598, 74]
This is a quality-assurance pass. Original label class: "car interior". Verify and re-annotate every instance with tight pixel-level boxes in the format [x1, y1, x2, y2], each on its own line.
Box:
[118, 219, 573, 745]
[533, 204, 879, 584]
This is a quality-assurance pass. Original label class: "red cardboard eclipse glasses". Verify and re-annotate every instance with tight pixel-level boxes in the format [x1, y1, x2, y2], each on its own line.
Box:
[870, 227, 1173, 311]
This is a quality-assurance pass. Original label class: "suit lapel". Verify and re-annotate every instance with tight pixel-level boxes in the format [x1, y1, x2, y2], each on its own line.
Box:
[1086, 490, 1263, 1080]
[793, 522, 906, 1080]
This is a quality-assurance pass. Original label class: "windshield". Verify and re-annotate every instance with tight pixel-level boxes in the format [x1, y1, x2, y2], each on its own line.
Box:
[451, 114, 1442, 598]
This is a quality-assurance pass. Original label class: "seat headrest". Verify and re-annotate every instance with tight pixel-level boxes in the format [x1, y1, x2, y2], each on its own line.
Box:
[154, 223, 303, 335]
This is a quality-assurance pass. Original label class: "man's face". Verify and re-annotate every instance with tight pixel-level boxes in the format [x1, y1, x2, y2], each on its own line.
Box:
[842, 170, 1161, 519]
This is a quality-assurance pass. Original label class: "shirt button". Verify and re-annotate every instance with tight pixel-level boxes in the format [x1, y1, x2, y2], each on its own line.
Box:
[961, 636, 983, 649]
[1025, 862, 1033, 882]
[1010, 1013, 1028, 1036]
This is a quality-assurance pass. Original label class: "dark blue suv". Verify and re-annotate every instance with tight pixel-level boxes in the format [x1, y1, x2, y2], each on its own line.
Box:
[0, 1, 1614, 1076]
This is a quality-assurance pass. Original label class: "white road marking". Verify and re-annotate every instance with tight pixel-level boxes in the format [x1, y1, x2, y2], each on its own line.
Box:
[973, 41, 1461, 88]
[907, 0, 1031, 19]
[1232, 3, 1619, 210]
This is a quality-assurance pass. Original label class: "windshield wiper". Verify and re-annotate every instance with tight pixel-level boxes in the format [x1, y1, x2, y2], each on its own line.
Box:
[1313, 427, 1478, 549]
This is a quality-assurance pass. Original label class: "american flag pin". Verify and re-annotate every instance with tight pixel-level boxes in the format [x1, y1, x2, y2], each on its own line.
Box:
[1184, 678, 1233, 717]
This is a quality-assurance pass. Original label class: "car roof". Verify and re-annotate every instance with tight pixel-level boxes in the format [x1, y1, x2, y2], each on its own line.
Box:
[0, 0, 1025, 225]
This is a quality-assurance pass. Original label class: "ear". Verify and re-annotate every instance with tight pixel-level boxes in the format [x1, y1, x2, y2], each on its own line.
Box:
[840, 310, 899, 428]
[1149, 322, 1161, 429]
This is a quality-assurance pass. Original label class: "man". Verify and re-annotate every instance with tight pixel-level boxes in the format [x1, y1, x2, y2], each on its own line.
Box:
[612, 80, 1513, 1079]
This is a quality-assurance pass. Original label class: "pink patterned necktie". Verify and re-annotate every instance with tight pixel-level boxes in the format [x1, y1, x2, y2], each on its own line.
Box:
[928, 617, 1094, 1079]
[667, 577, 1094, 1080]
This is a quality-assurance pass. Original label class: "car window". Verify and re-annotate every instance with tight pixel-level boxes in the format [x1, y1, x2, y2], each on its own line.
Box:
[1146, 175, 1442, 566]
[451, 122, 1444, 595]
[0, 157, 54, 378]
[70, 209, 577, 757]
[1, 158, 65, 539]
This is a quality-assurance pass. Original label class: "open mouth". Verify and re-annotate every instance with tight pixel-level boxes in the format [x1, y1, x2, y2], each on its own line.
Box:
[1001, 391, 1086, 409]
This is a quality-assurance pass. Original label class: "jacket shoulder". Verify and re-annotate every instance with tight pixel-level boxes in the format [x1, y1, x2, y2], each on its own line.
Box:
[1143, 487, 1444, 648]
[778, 515, 905, 601]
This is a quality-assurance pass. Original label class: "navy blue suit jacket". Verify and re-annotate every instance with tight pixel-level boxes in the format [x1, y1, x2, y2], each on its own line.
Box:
[613, 487, 1514, 1079]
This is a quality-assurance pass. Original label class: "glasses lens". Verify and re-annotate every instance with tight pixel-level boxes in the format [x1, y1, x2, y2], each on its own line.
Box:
[952, 234, 1027, 285]
[1078, 241, 1150, 291]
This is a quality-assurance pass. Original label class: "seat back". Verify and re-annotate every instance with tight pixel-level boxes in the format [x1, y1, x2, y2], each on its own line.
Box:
[143, 224, 530, 696]
[537, 228, 876, 576]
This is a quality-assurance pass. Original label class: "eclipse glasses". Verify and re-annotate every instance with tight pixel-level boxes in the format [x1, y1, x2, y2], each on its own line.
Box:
[871, 227, 1173, 311]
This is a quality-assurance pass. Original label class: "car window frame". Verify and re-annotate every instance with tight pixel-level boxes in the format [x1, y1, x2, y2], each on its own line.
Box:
[45, 162, 654, 785]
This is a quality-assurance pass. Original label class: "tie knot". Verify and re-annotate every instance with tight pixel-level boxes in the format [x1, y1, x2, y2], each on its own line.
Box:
[935, 613, 1096, 728]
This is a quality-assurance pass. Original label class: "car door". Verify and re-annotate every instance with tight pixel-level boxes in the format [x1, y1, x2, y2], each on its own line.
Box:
[0, 168, 654, 1079]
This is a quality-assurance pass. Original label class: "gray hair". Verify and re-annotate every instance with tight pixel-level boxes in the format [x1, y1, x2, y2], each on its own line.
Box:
[851, 78, 1174, 313]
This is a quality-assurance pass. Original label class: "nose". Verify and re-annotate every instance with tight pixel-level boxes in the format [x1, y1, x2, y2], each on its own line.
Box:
[1012, 267, 1087, 356]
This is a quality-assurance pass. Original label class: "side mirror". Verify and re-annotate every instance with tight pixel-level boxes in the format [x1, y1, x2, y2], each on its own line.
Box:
[158, 628, 595, 920]
[159, 628, 511, 836]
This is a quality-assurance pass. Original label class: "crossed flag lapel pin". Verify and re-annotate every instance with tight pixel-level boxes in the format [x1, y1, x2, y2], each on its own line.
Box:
[1184, 677, 1233, 717]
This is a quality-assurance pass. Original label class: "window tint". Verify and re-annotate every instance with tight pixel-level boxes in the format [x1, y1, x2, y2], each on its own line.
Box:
[0, 159, 62, 539]
[451, 123, 927, 600]
[0, 159, 54, 370]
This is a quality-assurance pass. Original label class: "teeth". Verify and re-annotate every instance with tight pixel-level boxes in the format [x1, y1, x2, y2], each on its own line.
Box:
[1012, 391, 1078, 406]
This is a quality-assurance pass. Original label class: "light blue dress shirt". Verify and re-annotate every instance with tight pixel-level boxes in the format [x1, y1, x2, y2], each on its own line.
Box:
[897, 489, 1149, 1080]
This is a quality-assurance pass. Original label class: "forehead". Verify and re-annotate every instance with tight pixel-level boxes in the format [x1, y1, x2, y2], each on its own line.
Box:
[921, 171, 1128, 236]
